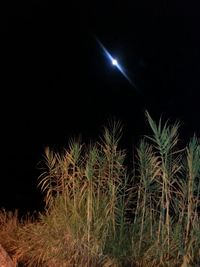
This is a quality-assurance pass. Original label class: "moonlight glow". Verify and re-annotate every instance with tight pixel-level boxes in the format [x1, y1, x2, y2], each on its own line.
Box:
[95, 38, 135, 88]
[112, 59, 118, 66]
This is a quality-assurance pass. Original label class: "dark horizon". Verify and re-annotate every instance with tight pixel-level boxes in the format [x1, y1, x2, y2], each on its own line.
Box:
[1, 1, 200, 214]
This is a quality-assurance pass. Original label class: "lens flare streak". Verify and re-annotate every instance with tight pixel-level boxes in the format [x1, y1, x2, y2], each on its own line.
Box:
[96, 38, 135, 87]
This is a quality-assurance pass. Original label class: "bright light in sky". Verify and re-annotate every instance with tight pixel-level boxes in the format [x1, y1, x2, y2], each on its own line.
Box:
[95, 38, 136, 88]
[112, 59, 118, 66]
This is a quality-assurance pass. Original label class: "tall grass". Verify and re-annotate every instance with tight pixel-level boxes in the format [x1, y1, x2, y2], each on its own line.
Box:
[0, 112, 199, 267]
[13, 121, 130, 266]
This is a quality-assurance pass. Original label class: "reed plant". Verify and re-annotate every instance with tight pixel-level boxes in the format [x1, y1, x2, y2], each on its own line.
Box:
[129, 112, 200, 267]
[13, 121, 130, 266]
[0, 112, 199, 267]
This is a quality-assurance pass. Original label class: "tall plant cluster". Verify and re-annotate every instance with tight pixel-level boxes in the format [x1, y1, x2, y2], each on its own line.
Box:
[131, 112, 200, 266]
[0, 113, 199, 267]
[14, 121, 130, 267]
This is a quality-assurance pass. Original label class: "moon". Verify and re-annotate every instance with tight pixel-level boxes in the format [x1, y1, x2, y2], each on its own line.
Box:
[95, 38, 135, 87]
[112, 59, 118, 66]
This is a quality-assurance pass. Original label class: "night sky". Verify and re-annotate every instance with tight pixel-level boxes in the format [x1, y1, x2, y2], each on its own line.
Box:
[1, 1, 200, 214]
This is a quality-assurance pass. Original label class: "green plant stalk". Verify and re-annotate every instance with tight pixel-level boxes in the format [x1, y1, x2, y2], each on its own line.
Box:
[149, 196, 153, 239]
[185, 169, 193, 247]
[134, 183, 142, 225]
[164, 177, 170, 262]
[138, 187, 147, 253]
[194, 178, 200, 221]
[158, 181, 165, 245]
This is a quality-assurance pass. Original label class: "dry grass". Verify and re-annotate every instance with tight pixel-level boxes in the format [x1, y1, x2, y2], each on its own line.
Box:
[0, 209, 25, 265]
[0, 112, 199, 267]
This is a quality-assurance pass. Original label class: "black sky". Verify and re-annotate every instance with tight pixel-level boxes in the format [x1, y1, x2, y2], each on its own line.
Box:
[1, 1, 200, 214]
